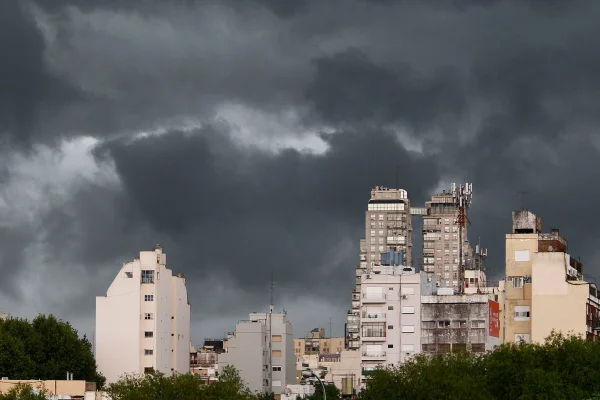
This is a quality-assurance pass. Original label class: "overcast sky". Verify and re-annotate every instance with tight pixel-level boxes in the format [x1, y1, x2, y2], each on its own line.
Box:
[2, 0, 600, 344]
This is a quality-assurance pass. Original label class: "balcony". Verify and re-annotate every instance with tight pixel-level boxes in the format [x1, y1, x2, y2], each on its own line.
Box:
[362, 312, 386, 321]
[362, 351, 386, 360]
[362, 293, 386, 303]
[361, 332, 386, 342]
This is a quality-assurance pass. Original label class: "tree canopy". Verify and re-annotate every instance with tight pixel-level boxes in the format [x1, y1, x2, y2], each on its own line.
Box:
[107, 365, 275, 400]
[358, 332, 600, 400]
[0, 315, 104, 387]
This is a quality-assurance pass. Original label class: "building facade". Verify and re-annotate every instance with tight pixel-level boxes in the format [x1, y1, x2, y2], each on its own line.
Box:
[421, 293, 500, 353]
[95, 246, 190, 384]
[504, 210, 598, 344]
[359, 262, 431, 381]
[294, 336, 344, 357]
[219, 310, 295, 396]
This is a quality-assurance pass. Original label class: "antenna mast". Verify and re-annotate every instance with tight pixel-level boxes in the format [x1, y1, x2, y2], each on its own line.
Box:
[452, 183, 472, 294]
[517, 191, 528, 211]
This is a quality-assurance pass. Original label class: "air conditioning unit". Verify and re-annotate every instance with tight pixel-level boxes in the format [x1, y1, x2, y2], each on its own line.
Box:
[402, 295, 408, 299]
[1, 377, 8, 381]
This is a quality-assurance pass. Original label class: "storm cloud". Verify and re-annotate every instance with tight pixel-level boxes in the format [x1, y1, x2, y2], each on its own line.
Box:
[2, 0, 600, 341]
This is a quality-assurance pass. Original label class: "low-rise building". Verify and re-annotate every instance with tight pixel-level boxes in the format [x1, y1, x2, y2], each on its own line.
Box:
[359, 254, 434, 381]
[294, 335, 344, 357]
[219, 309, 295, 397]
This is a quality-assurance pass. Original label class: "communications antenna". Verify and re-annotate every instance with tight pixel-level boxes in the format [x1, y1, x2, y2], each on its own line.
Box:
[452, 183, 472, 294]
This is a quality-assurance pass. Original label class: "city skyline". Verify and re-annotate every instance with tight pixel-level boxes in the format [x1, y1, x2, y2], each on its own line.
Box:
[1, 0, 600, 345]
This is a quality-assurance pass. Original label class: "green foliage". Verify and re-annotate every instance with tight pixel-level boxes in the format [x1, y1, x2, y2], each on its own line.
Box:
[358, 332, 600, 400]
[108, 366, 273, 400]
[0, 315, 105, 387]
[0, 384, 48, 400]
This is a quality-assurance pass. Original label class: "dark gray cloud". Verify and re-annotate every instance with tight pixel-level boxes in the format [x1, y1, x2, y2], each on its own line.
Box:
[2, 0, 600, 341]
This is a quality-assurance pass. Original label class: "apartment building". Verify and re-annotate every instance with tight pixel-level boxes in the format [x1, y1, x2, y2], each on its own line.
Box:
[219, 309, 295, 396]
[294, 335, 344, 357]
[347, 186, 412, 350]
[504, 210, 600, 343]
[359, 255, 432, 381]
[95, 246, 190, 384]
[421, 292, 501, 353]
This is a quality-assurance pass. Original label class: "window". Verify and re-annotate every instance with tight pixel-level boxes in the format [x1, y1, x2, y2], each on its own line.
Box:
[514, 306, 531, 321]
[438, 320, 450, 328]
[124, 272, 133, 278]
[272, 380, 282, 387]
[388, 306, 393, 310]
[370, 214, 375, 220]
[402, 325, 415, 333]
[144, 295, 154, 302]
[378, 214, 384, 220]
[402, 287, 415, 295]
[452, 320, 467, 328]
[141, 270, 155, 284]
[272, 335, 282, 342]
[144, 367, 154, 374]
[514, 250, 531, 262]
[144, 349, 153, 355]
[144, 313, 153, 320]
[272, 366, 282, 372]
[471, 320, 485, 328]
[388, 287, 394, 291]
[144, 331, 154, 338]
[401, 344, 414, 352]
[402, 306, 415, 314]
[272, 350, 282, 357]
[388, 344, 394, 348]
[388, 325, 393, 329]
[370, 230, 375, 237]
[422, 321, 436, 329]
[512, 277, 524, 288]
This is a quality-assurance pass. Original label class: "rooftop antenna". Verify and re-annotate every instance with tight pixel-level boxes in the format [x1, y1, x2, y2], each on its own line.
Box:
[329, 317, 333, 339]
[395, 165, 399, 189]
[517, 191, 528, 211]
[269, 274, 275, 313]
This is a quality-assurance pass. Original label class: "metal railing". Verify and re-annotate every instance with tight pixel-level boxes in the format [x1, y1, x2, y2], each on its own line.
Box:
[362, 312, 386, 319]
[362, 293, 386, 301]
[362, 351, 386, 358]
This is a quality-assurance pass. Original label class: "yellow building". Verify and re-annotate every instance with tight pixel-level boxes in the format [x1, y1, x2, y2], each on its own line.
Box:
[504, 210, 596, 343]
[293, 336, 345, 357]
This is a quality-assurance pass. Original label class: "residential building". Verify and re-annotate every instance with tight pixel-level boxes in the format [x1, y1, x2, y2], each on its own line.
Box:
[296, 351, 361, 395]
[95, 245, 191, 383]
[219, 309, 295, 397]
[346, 186, 412, 350]
[294, 335, 344, 357]
[0, 313, 10, 321]
[504, 210, 598, 344]
[359, 253, 433, 382]
[421, 292, 501, 353]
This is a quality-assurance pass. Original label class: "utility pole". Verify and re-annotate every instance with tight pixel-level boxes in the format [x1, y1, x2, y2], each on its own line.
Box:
[268, 275, 275, 393]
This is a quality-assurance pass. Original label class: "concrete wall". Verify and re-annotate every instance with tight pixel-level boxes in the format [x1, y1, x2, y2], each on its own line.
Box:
[219, 320, 268, 394]
[0, 380, 86, 396]
[531, 252, 589, 343]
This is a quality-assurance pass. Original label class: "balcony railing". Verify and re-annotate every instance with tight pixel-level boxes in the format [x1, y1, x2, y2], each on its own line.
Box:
[362, 312, 386, 319]
[362, 293, 386, 301]
[361, 331, 386, 338]
[362, 351, 386, 358]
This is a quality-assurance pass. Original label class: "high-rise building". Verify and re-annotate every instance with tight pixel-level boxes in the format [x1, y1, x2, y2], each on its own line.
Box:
[95, 246, 191, 383]
[346, 187, 412, 350]
[421, 184, 482, 292]
[504, 210, 600, 343]
[364, 187, 412, 270]
[219, 310, 295, 396]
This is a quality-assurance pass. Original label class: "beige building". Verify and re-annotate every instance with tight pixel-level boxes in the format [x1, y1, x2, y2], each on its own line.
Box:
[504, 210, 598, 343]
[294, 336, 344, 357]
[0, 380, 90, 397]
[296, 350, 361, 394]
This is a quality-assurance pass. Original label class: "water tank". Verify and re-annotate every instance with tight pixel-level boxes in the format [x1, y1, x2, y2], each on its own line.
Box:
[342, 377, 353, 396]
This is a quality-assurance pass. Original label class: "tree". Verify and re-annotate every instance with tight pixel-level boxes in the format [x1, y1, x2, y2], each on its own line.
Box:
[107, 366, 273, 400]
[305, 382, 341, 400]
[358, 333, 600, 400]
[0, 384, 48, 400]
[0, 315, 105, 387]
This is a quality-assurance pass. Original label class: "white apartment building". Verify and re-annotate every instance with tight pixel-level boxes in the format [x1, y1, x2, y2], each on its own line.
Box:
[96, 246, 190, 383]
[219, 309, 295, 396]
[359, 264, 432, 381]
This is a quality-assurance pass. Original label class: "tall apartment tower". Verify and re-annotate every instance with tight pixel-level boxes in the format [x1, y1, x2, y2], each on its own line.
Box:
[421, 184, 483, 292]
[364, 186, 412, 270]
[219, 311, 295, 395]
[346, 187, 412, 350]
[96, 246, 191, 383]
